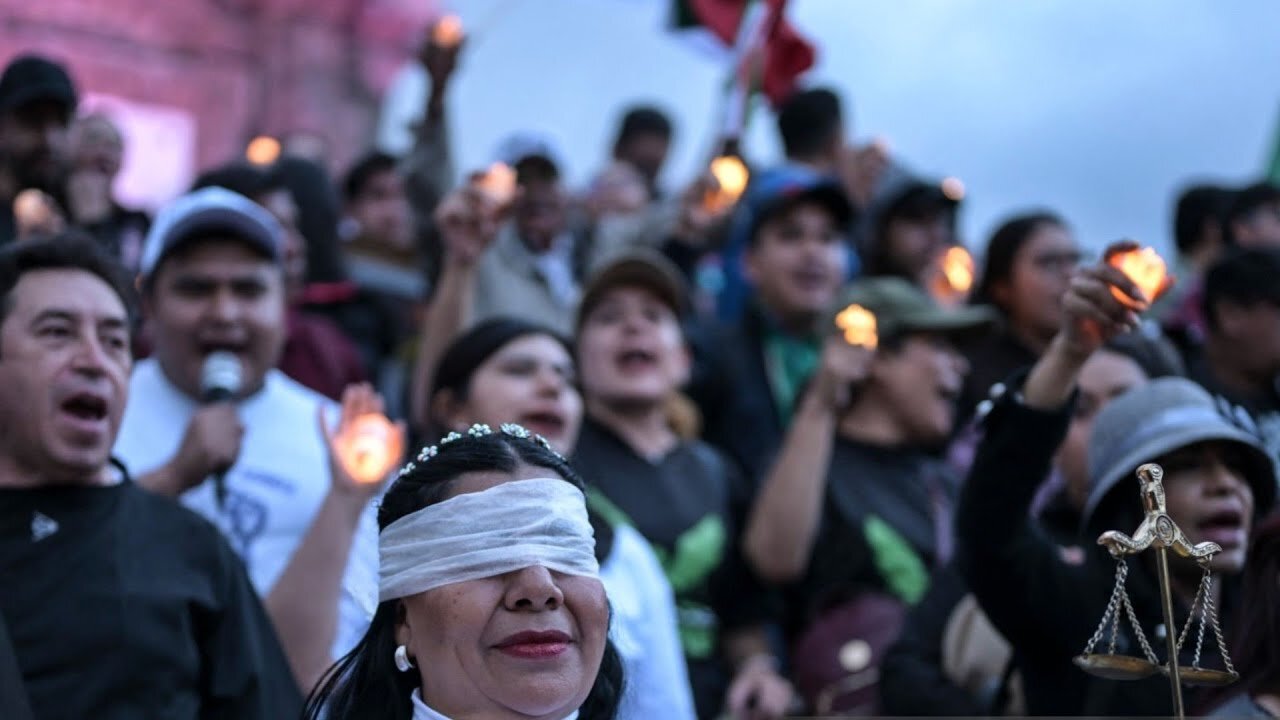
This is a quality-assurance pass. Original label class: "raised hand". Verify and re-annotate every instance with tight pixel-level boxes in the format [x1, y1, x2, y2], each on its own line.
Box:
[841, 141, 890, 209]
[320, 383, 407, 498]
[1059, 240, 1147, 358]
[434, 183, 504, 267]
[809, 335, 875, 413]
[418, 17, 464, 88]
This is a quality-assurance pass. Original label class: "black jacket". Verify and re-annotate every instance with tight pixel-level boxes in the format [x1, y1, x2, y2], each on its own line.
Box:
[687, 307, 786, 486]
[956, 388, 1233, 716]
[881, 490, 1083, 716]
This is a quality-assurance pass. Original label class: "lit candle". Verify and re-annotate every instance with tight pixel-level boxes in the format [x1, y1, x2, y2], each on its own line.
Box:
[432, 15, 464, 48]
[245, 136, 281, 166]
[835, 304, 878, 349]
[474, 163, 517, 206]
[940, 245, 974, 294]
[704, 155, 749, 212]
[1107, 246, 1172, 308]
[13, 189, 52, 227]
[336, 414, 399, 485]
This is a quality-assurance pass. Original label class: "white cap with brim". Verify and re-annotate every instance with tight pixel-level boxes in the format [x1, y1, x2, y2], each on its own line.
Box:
[139, 186, 285, 277]
[1084, 377, 1277, 530]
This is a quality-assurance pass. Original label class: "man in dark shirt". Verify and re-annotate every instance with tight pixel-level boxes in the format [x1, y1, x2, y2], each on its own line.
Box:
[572, 250, 791, 719]
[1186, 246, 1280, 465]
[0, 55, 77, 245]
[743, 275, 993, 713]
[0, 235, 300, 718]
[0, 614, 33, 720]
[688, 166, 854, 486]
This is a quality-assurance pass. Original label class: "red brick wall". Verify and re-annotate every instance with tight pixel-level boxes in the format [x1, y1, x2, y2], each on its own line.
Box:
[0, 0, 438, 177]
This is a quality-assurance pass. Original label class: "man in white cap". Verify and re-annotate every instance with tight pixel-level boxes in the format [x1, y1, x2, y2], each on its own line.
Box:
[113, 187, 382, 692]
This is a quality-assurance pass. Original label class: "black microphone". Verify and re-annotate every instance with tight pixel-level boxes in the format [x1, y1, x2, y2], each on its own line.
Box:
[200, 351, 242, 508]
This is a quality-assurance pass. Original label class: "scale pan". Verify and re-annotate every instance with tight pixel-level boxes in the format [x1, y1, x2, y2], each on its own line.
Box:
[1169, 667, 1239, 687]
[1074, 653, 1160, 680]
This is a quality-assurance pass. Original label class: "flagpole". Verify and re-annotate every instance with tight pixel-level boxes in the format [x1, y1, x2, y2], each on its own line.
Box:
[719, 0, 769, 142]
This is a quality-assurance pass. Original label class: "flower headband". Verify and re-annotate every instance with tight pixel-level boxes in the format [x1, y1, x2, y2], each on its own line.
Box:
[398, 423, 562, 478]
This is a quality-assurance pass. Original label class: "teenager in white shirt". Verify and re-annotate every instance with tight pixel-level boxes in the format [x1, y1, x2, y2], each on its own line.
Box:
[115, 187, 387, 692]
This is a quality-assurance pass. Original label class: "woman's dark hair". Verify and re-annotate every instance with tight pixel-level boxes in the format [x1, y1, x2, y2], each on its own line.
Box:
[972, 211, 1068, 312]
[1201, 512, 1280, 711]
[303, 432, 624, 720]
[431, 318, 573, 429]
[191, 162, 279, 199]
[1102, 327, 1186, 380]
[273, 155, 349, 285]
[428, 317, 614, 561]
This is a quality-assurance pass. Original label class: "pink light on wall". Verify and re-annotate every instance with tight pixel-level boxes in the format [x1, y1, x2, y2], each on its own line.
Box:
[83, 93, 197, 212]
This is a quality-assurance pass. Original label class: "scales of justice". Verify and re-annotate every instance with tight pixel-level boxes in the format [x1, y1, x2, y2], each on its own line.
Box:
[1073, 463, 1239, 718]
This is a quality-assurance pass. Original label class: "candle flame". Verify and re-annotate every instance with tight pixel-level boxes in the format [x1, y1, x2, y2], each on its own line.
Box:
[1107, 246, 1172, 308]
[336, 414, 398, 485]
[704, 155, 749, 212]
[245, 136, 281, 166]
[432, 15, 464, 48]
[941, 245, 974, 293]
[13, 189, 52, 225]
[474, 163, 517, 206]
[835, 304, 878, 349]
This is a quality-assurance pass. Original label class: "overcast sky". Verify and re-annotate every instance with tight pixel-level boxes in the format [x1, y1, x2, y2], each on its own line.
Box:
[441, 0, 1279, 257]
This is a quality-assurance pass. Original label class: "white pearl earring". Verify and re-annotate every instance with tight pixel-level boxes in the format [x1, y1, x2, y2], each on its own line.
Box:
[394, 644, 415, 673]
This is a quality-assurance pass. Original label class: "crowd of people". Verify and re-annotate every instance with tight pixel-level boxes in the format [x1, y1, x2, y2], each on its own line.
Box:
[1, 22, 1279, 720]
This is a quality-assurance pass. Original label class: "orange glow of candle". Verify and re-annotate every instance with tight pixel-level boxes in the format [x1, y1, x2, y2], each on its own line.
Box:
[704, 155, 749, 212]
[335, 414, 399, 485]
[432, 15, 464, 48]
[1106, 246, 1172, 309]
[13, 189, 52, 226]
[835, 304, 878, 349]
[474, 162, 517, 206]
[245, 136, 281, 166]
[940, 245, 974, 294]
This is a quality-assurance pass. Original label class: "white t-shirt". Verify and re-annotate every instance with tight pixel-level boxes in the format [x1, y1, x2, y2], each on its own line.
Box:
[114, 359, 378, 660]
[600, 523, 696, 720]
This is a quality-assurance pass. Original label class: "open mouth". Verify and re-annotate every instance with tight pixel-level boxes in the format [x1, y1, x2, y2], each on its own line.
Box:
[936, 385, 960, 403]
[1197, 509, 1246, 549]
[199, 341, 247, 357]
[520, 411, 567, 437]
[789, 268, 830, 291]
[61, 393, 108, 422]
[616, 349, 658, 373]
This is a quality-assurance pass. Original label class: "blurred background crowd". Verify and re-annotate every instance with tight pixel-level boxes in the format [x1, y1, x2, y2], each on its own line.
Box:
[2, 0, 1280, 717]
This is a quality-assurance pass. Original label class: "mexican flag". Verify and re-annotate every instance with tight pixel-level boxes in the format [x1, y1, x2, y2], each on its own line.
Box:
[669, 0, 816, 110]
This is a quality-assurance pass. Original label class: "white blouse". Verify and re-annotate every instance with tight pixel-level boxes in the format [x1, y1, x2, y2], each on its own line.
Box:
[410, 690, 580, 720]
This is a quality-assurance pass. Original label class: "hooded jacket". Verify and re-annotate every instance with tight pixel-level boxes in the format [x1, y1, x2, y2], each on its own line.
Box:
[956, 385, 1253, 716]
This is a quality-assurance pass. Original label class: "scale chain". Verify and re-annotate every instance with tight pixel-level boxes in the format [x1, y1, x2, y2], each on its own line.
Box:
[1173, 567, 1209, 659]
[1120, 578, 1160, 665]
[1202, 574, 1236, 676]
[1084, 560, 1128, 655]
[1193, 570, 1211, 669]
